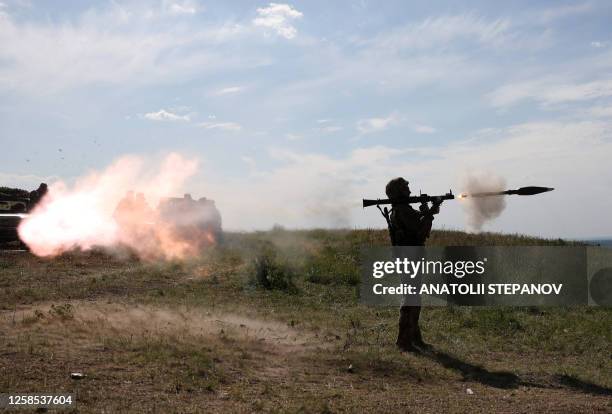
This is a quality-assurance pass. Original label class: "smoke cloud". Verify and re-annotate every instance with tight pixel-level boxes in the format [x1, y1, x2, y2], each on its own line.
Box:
[17, 153, 214, 260]
[460, 172, 507, 232]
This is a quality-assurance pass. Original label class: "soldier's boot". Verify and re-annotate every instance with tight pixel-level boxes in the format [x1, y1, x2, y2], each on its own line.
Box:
[413, 326, 432, 350]
[396, 306, 418, 353]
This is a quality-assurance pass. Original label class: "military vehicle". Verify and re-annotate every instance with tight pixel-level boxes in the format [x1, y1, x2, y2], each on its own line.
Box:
[156, 193, 223, 246]
[0, 210, 27, 245]
[113, 192, 223, 256]
[0, 184, 47, 247]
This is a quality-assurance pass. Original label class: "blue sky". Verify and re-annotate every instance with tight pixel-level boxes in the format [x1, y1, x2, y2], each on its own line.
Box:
[1, 0, 611, 237]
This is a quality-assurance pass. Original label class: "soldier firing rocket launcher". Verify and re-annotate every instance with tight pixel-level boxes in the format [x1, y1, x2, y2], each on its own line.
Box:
[362, 186, 554, 208]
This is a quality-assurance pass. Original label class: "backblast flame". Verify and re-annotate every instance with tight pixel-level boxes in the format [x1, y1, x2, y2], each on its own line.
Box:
[17, 153, 216, 260]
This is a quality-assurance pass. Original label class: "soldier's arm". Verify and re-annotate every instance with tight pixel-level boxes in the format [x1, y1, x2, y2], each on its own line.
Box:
[396, 207, 434, 243]
[392, 205, 434, 244]
[416, 212, 434, 241]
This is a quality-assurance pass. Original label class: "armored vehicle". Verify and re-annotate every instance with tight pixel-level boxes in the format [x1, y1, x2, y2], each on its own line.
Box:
[157, 193, 223, 247]
[113, 192, 223, 257]
[0, 184, 47, 247]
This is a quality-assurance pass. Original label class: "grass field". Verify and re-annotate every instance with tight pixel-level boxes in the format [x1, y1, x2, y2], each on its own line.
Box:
[0, 229, 610, 413]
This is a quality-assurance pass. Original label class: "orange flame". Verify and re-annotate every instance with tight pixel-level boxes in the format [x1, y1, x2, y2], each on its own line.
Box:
[17, 153, 214, 260]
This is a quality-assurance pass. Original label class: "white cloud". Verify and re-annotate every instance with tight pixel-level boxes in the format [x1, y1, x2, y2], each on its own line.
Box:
[535, 3, 592, 23]
[357, 114, 398, 134]
[198, 121, 242, 131]
[0, 4, 251, 94]
[591, 41, 608, 48]
[587, 105, 612, 117]
[253, 3, 303, 39]
[144, 109, 190, 122]
[364, 14, 512, 51]
[488, 78, 612, 108]
[137, 1, 201, 18]
[213, 86, 244, 96]
[413, 124, 436, 134]
[163, 0, 199, 15]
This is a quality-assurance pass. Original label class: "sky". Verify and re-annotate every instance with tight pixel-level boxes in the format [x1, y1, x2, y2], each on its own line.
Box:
[1, 0, 611, 238]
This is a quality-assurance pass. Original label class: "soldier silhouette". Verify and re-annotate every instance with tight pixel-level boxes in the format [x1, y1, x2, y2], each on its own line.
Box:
[384, 177, 442, 352]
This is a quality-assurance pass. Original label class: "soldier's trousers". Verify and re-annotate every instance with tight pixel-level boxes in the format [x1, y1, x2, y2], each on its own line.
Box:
[395, 246, 424, 349]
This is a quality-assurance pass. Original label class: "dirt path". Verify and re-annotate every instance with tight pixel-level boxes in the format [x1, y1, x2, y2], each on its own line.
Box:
[1, 301, 610, 413]
[1, 300, 324, 361]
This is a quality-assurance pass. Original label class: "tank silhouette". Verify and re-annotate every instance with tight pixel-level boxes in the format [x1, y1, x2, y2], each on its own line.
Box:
[0, 183, 47, 246]
[156, 193, 223, 246]
[113, 192, 223, 257]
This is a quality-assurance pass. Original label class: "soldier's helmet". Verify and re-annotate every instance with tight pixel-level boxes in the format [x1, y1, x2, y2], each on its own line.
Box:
[385, 177, 410, 200]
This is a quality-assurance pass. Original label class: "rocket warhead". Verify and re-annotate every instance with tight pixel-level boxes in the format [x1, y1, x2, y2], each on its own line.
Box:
[508, 186, 555, 196]
[461, 186, 554, 198]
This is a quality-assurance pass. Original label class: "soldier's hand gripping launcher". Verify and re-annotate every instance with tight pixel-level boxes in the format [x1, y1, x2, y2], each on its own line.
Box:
[362, 186, 554, 208]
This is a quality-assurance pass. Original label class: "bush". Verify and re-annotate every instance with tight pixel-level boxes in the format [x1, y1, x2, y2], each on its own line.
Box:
[251, 252, 298, 294]
[48, 303, 74, 320]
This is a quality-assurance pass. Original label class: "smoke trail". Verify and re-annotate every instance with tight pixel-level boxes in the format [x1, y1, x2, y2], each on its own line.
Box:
[460, 172, 506, 232]
[18, 153, 202, 259]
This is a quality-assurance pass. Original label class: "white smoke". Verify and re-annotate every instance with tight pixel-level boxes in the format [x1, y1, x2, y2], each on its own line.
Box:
[460, 172, 507, 232]
[18, 153, 202, 259]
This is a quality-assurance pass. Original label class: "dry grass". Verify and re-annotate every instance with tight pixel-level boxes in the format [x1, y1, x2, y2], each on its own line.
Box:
[0, 228, 610, 413]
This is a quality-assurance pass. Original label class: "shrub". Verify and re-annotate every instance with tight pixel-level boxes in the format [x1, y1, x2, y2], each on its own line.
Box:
[48, 303, 74, 320]
[251, 252, 298, 294]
